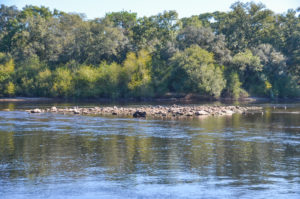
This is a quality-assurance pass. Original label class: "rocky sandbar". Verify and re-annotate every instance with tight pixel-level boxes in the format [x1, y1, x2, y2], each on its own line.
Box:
[26, 105, 263, 118]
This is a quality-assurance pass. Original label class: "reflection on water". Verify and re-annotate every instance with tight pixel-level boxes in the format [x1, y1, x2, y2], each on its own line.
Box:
[0, 102, 299, 199]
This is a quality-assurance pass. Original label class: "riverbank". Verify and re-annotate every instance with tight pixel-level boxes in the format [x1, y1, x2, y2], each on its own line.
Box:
[26, 104, 263, 118]
[1, 95, 299, 106]
[0, 97, 54, 102]
[0, 96, 272, 103]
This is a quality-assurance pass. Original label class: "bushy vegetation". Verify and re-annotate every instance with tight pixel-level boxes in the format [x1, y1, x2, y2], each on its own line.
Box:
[0, 2, 299, 99]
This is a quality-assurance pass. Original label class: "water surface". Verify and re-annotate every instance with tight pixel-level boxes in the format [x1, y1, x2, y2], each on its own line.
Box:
[0, 102, 299, 198]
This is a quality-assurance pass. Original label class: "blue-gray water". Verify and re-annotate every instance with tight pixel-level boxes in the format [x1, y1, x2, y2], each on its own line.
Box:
[0, 102, 299, 199]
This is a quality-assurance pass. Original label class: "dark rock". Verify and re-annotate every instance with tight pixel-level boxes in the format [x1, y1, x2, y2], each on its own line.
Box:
[133, 111, 146, 118]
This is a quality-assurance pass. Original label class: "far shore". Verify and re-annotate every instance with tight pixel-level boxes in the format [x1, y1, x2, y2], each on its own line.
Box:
[0, 97, 54, 102]
[0, 96, 299, 103]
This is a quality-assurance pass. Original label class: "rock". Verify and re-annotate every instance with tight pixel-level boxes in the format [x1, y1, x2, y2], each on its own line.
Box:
[176, 111, 184, 115]
[24, 104, 262, 119]
[133, 111, 146, 118]
[73, 109, 80, 114]
[223, 110, 234, 115]
[195, 110, 209, 115]
[83, 110, 89, 114]
[31, 109, 42, 113]
[51, 106, 57, 112]
[235, 110, 244, 114]
[185, 112, 193, 116]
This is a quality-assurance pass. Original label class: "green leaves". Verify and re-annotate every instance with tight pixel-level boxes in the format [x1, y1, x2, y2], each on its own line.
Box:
[232, 49, 262, 72]
[170, 45, 226, 97]
[123, 49, 153, 97]
[0, 3, 298, 99]
[0, 53, 15, 96]
[226, 72, 248, 99]
[51, 67, 73, 98]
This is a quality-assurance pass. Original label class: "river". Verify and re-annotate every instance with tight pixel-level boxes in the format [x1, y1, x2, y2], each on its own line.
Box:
[0, 101, 299, 199]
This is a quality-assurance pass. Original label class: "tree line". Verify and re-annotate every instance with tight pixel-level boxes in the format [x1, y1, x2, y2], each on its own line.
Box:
[0, 2, 299, 99]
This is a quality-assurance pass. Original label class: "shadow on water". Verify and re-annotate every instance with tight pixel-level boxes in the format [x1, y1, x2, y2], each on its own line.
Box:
[0, 101, 299, 198]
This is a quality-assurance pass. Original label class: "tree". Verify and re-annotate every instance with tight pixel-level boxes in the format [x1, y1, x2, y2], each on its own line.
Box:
[0, 53, 15, 96]
[36, 69, 53, 97]
[276, 9, 300, 77]
[123, 49, 153, 97]
[0, 3, 298, 99]
[217, 2, 276, 53]
[97, 62, 125, 98]
[169, 45, 226, 97]
[252, 44, 299, 97]
[56, 13, 88, 64]
[0, 4, 19, 53]
[177, 26, 231, 64]
[231, 49, 265, 95]
[225, 72, 248, 99]
[131, 11, 180, 52]
[84, 19, 129, 64]
[51, 67, 74, 98]
[10, 13, 64, 63]
[73, 65, 100, 98]
[14, 56, 43, 96]
[105, 11, 137, 30]
[181, 15, 202, 28]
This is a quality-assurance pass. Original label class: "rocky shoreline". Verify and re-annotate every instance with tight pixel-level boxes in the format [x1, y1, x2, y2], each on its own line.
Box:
[26, 105, 263, 118]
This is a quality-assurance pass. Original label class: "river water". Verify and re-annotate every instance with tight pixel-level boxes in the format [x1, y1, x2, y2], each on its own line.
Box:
[0, 101, 299, 199]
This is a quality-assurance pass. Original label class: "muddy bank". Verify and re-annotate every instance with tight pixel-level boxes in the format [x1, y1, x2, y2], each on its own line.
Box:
[26, 105, 263, 118]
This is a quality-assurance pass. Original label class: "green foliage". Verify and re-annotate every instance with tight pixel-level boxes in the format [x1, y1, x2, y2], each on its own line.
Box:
[123, 49, 153, 97]
[14, 56, 42, 96]
[98, 62, 125, 98]
[84, 20, 129, 64]
[170, 45, 226, 97]
[180, 15, 202, 28]
[73, 65, 99, 98]
[20, 5, 53, 19]
[272, 75, 300, 98]
[5, 82, 15, 96]
[232, 50, 262, 72]
[177, 26, 231, 64]
[0, 53, 15, 96]
[150, 58, 173, 96]
[36, 69, 53, 96]
[51, 67, 74, 98]
[0, 2, 298, 99]
[231, 49, 265, 94]
[105, 11, 137, 30]
[226, 72, 248, 99]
